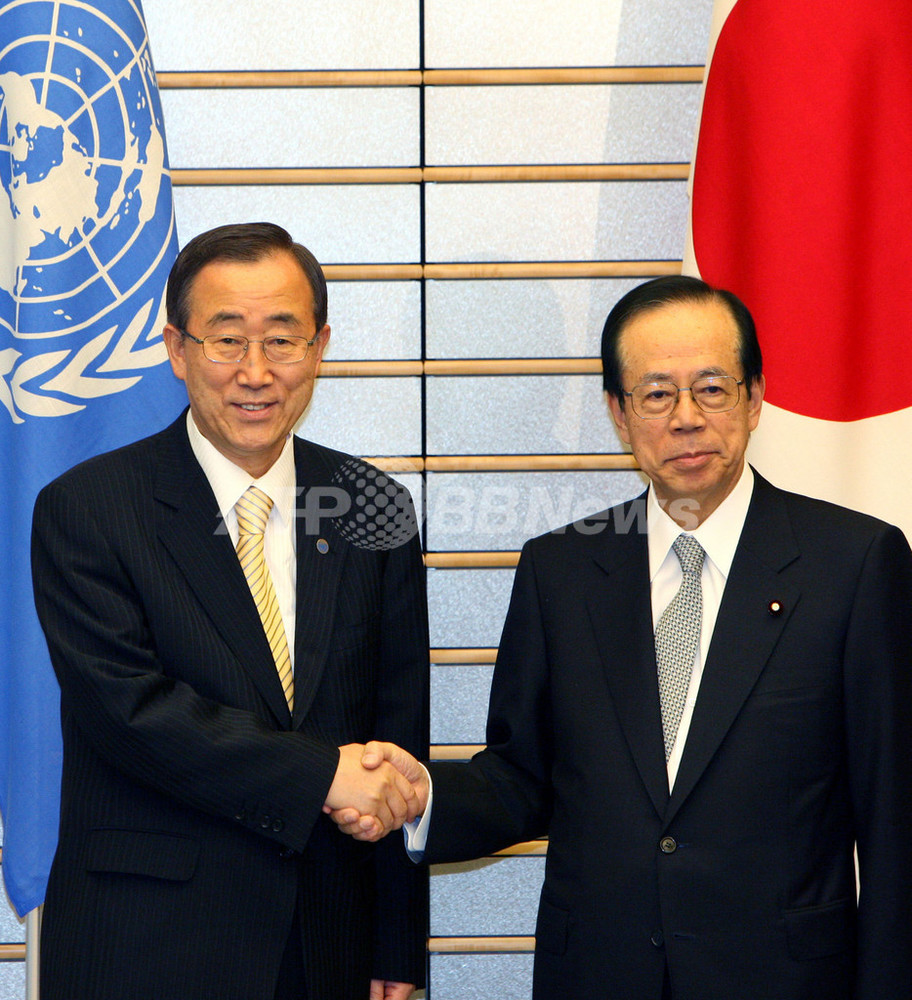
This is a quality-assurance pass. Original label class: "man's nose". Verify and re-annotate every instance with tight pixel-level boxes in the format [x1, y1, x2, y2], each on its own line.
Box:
[669, 387, 705, 427]
[237, 341, 273, 383]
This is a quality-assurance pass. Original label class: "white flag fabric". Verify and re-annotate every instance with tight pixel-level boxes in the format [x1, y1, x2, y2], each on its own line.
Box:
[683, 0, 912, 541]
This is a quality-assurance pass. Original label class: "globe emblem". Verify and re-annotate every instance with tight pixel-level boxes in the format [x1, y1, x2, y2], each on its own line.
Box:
[0, 0, 177, 423]
[331, 459, 420, 551]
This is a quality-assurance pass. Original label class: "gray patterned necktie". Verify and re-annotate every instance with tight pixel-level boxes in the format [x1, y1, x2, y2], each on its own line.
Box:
[655, 533, 705, 760]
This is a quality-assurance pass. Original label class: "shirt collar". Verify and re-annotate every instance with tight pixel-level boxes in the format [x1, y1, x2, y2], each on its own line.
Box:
[185, 411, 297, 528]
[647, 463, 754, 582]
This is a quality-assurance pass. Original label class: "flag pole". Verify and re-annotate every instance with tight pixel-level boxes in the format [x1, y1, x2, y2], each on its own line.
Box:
[26, 907, 40, 1000]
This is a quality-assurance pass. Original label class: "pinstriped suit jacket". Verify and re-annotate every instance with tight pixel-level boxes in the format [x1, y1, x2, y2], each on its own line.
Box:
[32, 412, 428, 1000]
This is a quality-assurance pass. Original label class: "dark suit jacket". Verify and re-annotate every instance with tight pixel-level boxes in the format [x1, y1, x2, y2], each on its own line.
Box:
[425, 472, 912, 1000]
[31, 413, 428, 1000]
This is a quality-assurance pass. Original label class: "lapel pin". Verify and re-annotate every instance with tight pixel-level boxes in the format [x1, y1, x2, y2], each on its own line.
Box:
[316, 538, 329, 554]
[768, 600, 783, 616]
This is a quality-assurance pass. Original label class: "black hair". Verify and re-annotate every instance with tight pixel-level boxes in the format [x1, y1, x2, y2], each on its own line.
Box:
[166, 222, 327, 332]
[600, 275, 762, 402]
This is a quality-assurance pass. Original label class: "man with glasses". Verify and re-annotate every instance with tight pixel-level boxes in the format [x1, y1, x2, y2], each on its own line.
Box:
[336, 276, 912, 999]
[31, 223, 428, 1000]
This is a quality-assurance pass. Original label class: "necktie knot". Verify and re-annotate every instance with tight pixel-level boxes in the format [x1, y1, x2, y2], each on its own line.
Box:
[673, 533, 704, 576]
[236, 486, 273, 537]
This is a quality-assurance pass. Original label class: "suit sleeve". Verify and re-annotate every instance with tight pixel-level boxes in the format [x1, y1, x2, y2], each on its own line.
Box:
[842, 523, 912, 1000]
[424, 539, 554, 864]
[31, 475, 340, 853]
[368, 523, 430, 987]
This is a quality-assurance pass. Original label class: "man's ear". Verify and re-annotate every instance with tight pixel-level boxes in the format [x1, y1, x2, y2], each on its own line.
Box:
[310, 324, 331, 372]
[162, 325, 187, 382]
[746, 373, 765, 431]
[606, 391, 631, 447]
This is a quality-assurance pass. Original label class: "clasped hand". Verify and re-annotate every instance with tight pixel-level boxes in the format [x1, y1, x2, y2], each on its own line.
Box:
[323, 742, 427, 842]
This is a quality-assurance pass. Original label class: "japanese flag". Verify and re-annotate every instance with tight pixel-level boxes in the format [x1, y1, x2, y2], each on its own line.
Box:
[684, 0, 912, 541]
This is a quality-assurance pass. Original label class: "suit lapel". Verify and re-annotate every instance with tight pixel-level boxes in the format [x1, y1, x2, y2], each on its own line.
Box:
[587, 496, 670, 819]
[152, 416, 292, 726]
[290, 439, 348, 725]
[667, 474, 801, 822]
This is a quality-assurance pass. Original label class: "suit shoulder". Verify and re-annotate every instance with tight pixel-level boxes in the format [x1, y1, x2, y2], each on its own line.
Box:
[748, 477, 911, 576]
[767, 480, 903, 541]
[37, 422, 178, 500]
[522, 492, 648, 559]
[294, 437, 419, 552]
[294, 436, 413, 497]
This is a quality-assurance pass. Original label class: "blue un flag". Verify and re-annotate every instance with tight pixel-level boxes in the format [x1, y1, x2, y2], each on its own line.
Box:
[0, 0, 185, 916]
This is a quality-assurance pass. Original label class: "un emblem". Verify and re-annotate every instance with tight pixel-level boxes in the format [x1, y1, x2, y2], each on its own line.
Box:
[0, 0, 177, 424]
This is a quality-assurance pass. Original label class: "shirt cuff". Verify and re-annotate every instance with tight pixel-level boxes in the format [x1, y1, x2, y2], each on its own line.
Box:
[402, 763, 433, 861]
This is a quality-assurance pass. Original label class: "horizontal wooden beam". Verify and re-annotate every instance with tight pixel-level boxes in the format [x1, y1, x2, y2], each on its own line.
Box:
[359, 455, 641, 473]
[424, 358, 601, 375]
[317, 261, 679, 281]
[424, 66, 704, 86]
[430, 648, 498, 663]
[322, 264, 424, 281]
[0, 943, 25, 960]
[158, 67, 703, 90]
[159, 70, 422, 88]
[359, 456, 425, 473]
[424, 163, 689, 182]
[171, 165, 687, 186]
[425, 551, 520, 568]
[429, 936, 536, 953]
[426, 454, 638, 471]
[319, 360, 424, 377]
[424, 261, 681, 279]
[318, 358, 602, 376]
[493, 840, 548, 856]
[430, 744, 486, 760]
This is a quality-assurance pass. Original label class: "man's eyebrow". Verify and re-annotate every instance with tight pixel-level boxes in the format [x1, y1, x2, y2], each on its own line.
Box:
[265, 312, 303, 327]
[204, 310, 244, 327]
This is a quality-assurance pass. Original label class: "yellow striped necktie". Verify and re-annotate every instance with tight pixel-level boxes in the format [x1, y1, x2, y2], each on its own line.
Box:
[235, 486, 294, 712]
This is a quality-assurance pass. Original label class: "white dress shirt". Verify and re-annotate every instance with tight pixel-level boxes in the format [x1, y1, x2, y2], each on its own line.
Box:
[185, 412, 298, 668]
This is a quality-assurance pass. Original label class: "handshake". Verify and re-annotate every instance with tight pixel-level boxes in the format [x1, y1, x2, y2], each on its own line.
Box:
[323, 741, 428, 842]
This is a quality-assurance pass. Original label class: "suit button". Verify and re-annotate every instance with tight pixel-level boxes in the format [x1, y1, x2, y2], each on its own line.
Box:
[650, 930, 665, 948]
[271, 819, 285, 833]
[659, 836, 677, 854]
[260, 815, 272, 829]
[278, 847, 295, 859]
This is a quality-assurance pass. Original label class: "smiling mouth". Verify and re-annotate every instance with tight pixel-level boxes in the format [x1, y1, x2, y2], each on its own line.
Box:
[236, 402, 271, 411]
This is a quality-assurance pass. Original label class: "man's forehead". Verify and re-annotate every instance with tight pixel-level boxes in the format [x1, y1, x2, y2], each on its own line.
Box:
[619, 299, 740, 372]
[187, 253, 312, 313]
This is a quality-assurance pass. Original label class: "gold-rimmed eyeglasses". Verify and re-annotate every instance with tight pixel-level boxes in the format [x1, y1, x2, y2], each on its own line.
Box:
[624, 375, 744, 419]
[180, 330, 320, 364]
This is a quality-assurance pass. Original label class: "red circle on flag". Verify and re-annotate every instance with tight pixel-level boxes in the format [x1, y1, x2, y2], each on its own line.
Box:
[691, 2, 912, 422]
